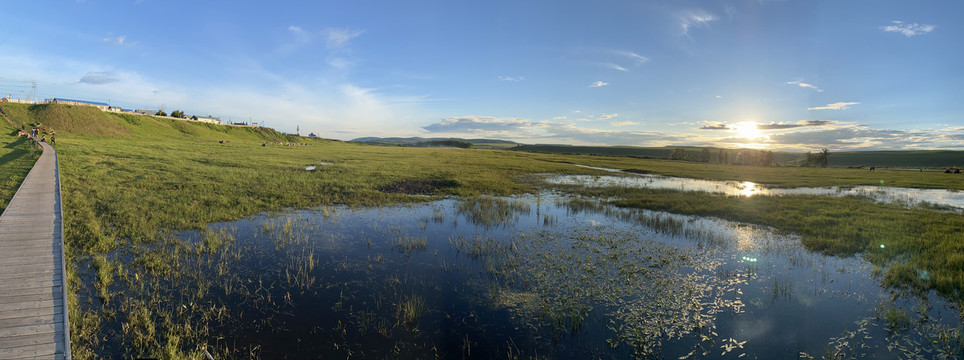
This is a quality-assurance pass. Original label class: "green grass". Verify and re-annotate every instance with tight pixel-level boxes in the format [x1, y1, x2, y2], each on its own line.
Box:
[564, 185, 964, 301]
[0, 113, 41, 213]
[4, 103, 964, 357]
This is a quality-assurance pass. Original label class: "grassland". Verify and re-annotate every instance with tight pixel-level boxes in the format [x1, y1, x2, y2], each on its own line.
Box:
[0, 111, 41, 213]
[3, 103, 964, 358]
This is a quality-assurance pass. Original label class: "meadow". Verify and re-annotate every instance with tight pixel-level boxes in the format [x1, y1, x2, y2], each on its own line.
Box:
[2, 102, 963, 358]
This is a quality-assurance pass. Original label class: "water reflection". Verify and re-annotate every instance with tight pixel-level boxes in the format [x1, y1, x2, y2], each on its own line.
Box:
[548, 173, 964, 210]
[84, 194, 964, 359]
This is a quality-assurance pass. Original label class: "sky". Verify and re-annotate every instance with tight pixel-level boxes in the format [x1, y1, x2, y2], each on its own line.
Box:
[1, 0, 962, 151]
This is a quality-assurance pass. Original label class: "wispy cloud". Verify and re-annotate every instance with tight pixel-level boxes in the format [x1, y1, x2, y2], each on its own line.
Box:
[498, 75, 524, 81]
[679, 10, 717, 36]
[101, 35, 133, 46]
[589, 81, 609, 88]
[787, 80, 823, 92]
[422, 116, 684, 146]
[611, 121, 638, 126]
[599, 113, 618, 120]
[613, 50, 649, 65]
[324, 28, 364, 49]
[808, 102, 860, 110]
[600, 62, 629, 72]
[699, 123, 730, 130]
[880, 21, 936, 37]
[79, 71, 119, 85]
[700, 120, 838, 131]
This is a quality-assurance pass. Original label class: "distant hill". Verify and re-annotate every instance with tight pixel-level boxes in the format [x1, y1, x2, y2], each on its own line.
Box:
[351, 137, 520, 149]
[510, 144, 673, 158]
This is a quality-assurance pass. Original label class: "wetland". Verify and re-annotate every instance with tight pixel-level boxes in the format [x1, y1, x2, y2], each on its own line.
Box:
[4, 103, 963, 359]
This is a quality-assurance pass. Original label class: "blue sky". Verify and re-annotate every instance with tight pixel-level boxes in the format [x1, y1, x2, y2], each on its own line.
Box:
[1, 0, 962, 151]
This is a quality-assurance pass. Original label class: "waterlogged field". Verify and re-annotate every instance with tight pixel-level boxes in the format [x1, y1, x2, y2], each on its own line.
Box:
[76, 195, 963, 359]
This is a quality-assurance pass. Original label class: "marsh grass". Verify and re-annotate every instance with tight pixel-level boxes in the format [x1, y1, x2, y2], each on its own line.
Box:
[553, 183, 964, 303]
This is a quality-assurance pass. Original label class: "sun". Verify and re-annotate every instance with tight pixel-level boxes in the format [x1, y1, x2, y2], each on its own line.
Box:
[732, 121, 764, 140]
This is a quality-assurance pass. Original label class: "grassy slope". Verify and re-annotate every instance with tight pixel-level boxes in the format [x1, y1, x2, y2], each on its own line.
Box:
[0, 111, 41, 212]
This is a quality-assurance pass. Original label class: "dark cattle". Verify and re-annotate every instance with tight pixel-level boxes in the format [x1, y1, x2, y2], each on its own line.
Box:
[869, 167, 875, 172]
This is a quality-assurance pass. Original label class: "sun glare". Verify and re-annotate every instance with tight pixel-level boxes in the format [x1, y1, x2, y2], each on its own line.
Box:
[732, 122, 763, 140]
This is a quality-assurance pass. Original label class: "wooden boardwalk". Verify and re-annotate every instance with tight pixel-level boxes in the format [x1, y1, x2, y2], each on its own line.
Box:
[0, 139, 71, 359]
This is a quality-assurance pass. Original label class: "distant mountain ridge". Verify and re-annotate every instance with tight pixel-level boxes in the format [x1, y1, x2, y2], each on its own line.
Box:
[351, 137, 520, 149]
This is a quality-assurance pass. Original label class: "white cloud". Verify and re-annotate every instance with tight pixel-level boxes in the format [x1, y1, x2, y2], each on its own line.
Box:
[498, 75, 524, 81]
[101, 35, 133, 46]
[611, 121, 638, 126]
[602, 63, 629, 72]
[553, 116, 567, 120]
[787, 80, 823, 92]
[598, 113, 618, 120]
[679, 10, 717, 35]
[324, 28, 364, 49]
[613, 50, 649, 65]
[880, 21, 936, 37]
[589, 81, 609, 88]
[808, 102, 860, 110]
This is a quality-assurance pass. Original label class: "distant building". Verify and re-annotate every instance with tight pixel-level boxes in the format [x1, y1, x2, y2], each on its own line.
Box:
[134, 109, 158, 115]
[192, 115, 222, 125]
[308, 132, 318, 138]
[47, 98, 110, 110]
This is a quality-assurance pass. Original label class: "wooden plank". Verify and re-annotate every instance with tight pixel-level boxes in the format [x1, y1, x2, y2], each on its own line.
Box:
[0, 322, 64, 338]
[0, 331, 63, 350]
[0, 343, 65, 360]
[0, 314, 57, 330]
[0, 299, 64, 313]
[0, 306, 61, 322]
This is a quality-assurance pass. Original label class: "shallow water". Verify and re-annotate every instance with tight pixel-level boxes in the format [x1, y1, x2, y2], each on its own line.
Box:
[550, 166, 964, 210]
[84, 194, 963, 358]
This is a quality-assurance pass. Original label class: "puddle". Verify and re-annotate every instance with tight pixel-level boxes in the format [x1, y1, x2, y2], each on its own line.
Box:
[81, 194, 963, 358]
[550, 166, 964, 210]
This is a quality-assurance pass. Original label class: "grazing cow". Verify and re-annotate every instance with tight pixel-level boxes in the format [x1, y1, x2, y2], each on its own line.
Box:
[956, 169, 962, 174]
[869, 166, 875, 172]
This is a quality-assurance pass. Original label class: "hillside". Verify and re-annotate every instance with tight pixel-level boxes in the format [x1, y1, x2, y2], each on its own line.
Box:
[1, 103, 294, 143]
[352, 136, 520, 149]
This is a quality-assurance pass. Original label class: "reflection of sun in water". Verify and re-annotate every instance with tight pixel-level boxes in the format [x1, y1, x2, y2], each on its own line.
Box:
[738, 181, 763, 197]
[732, 122, 763, 140]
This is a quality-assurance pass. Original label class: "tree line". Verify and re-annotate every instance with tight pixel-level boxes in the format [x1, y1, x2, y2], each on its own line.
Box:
[668, 148, 776, 166]
[668, 147, 831, 167]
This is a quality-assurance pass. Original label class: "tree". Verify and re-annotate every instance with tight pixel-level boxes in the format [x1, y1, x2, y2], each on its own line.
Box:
[155, 110, 168, 117]
[817, 148, 830, 167]
[170, 110, 185, 118]
[805, 151, 815, 167]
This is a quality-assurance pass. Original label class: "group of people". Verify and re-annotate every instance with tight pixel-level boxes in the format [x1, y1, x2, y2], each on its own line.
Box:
[945, 167, 961, 174]
[19, 126, 55, 144]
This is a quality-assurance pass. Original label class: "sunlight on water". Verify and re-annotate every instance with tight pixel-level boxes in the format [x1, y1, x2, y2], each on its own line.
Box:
[738, 181, 764, 197]
[550, 167, 964, 210]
